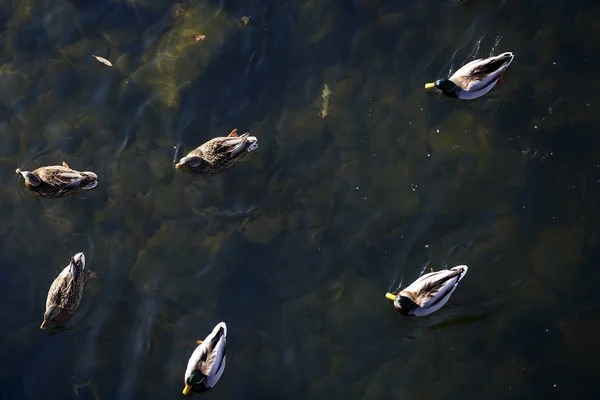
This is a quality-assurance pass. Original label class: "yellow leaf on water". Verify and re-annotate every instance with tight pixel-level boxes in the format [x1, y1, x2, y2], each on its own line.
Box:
[92, 55, 113, 67]
[241, 16, 250, 25]
[321, 83, 332, 119]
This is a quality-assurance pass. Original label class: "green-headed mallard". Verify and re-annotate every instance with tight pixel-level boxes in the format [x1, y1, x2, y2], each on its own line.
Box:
[16, 161, 98, 199]
[385, 265, 468, 316]
[425, 52, 514, 100]
[41, 252, 96, 329]
[183, 322, 227, 395]
[175, 129, 258, 175]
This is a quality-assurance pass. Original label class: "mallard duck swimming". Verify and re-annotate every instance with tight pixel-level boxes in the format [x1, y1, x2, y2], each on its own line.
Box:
[41, 252, 97, 329]
[425, 52, 514, 100]
[183, 322, 227, 395]
[385, 265, 468, 316]
[175, 129, 258, 175]
[16, 161, 98, 199]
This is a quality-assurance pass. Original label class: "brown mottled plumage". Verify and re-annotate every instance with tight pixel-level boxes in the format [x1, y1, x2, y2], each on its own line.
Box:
[385, 265, 468, 317]
[16, 161, 98, 199]
[175, 129, 258, 175]
[41, 253, 96, 329]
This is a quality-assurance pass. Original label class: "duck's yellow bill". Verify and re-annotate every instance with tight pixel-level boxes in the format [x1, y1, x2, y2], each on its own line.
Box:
[40, 320, 48, 329]
[175, 163, 181, 169]
[425, 82, 435, 89]
[385, 293, 397, 301]
[182, 385, 192, 395]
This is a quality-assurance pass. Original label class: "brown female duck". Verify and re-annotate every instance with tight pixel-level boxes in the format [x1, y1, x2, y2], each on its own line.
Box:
[41, 252, 96, 329]
[175, 129, 258, 175]
[16, 161, 98, 199]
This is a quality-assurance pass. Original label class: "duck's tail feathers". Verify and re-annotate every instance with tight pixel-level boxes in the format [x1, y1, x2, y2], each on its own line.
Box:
[476, 53, 513, 78]
[79, 172, 98, 190]
[451, 265, 468, 281]
[497, 52, 514, 71]
[227, 135, 257, 157]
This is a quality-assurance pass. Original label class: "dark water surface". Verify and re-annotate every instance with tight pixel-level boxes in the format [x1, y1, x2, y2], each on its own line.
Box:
[1, 0, 600, 398]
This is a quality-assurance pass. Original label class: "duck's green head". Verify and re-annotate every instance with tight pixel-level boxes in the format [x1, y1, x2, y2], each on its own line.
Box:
[425, 79, 458, 94]
[385, 292, 417, 316]
[183, 371, 204, 395]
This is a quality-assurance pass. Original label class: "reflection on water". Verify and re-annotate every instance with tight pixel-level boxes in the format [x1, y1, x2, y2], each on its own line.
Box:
[1, 0, 600, 398]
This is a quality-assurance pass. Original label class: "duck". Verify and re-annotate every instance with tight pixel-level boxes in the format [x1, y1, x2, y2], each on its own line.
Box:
[175, 129, 258, 175]
[385, 265, 468, 317]
[41, 252, 97, 329]
[183, 322, 227, 395]
[425, 52, 514, 100]
[16, 161, 98, 199]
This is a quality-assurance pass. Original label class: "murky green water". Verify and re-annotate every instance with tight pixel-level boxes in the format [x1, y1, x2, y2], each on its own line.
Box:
[1, 0, 600, 398]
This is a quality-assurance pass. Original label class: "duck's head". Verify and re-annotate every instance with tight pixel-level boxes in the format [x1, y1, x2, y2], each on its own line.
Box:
[385, 292, 417, 316]
[175, 156, 205, 170]
[15, 168, 41, 187]
[41, 305, 61, 329]
[425, 79, 458, 95]
[183, 370, 205, 395]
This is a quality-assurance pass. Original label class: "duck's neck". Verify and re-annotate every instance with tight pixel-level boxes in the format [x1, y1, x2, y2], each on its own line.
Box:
[442, 89, 459, 99]
[397, 296, 418, 315]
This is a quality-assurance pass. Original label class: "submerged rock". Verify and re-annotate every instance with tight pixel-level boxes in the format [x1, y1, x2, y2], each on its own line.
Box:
[240, 213, 284, 244]
[131, 3, 237, 108]
[0, 63, 31, 108]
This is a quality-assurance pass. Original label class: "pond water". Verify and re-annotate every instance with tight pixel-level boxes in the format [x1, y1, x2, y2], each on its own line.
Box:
[1, 0, 599, 399]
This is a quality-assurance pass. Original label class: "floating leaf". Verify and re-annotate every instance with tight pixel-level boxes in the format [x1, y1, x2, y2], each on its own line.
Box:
[193, 34, 206, 41]
[241, 16, 250, 25]
[92, 55, 113, 67]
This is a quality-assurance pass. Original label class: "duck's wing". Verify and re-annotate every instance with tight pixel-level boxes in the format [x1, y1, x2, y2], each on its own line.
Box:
[45, 266, 70, 308]
[201, 325, 227, 387]
[404, 268, 464, 309]
[219, 134, 250, 157]
[450, 53, 514, 92]
[203, 135, 250, 160]
[70, 259, 79, 281]
[186, 343, 208, 377]
[452, 57, 486, 76]
[68, 256, 87, 283]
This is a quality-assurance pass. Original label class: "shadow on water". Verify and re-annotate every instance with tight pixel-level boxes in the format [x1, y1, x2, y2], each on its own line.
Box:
[1, 0, 600, 398]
